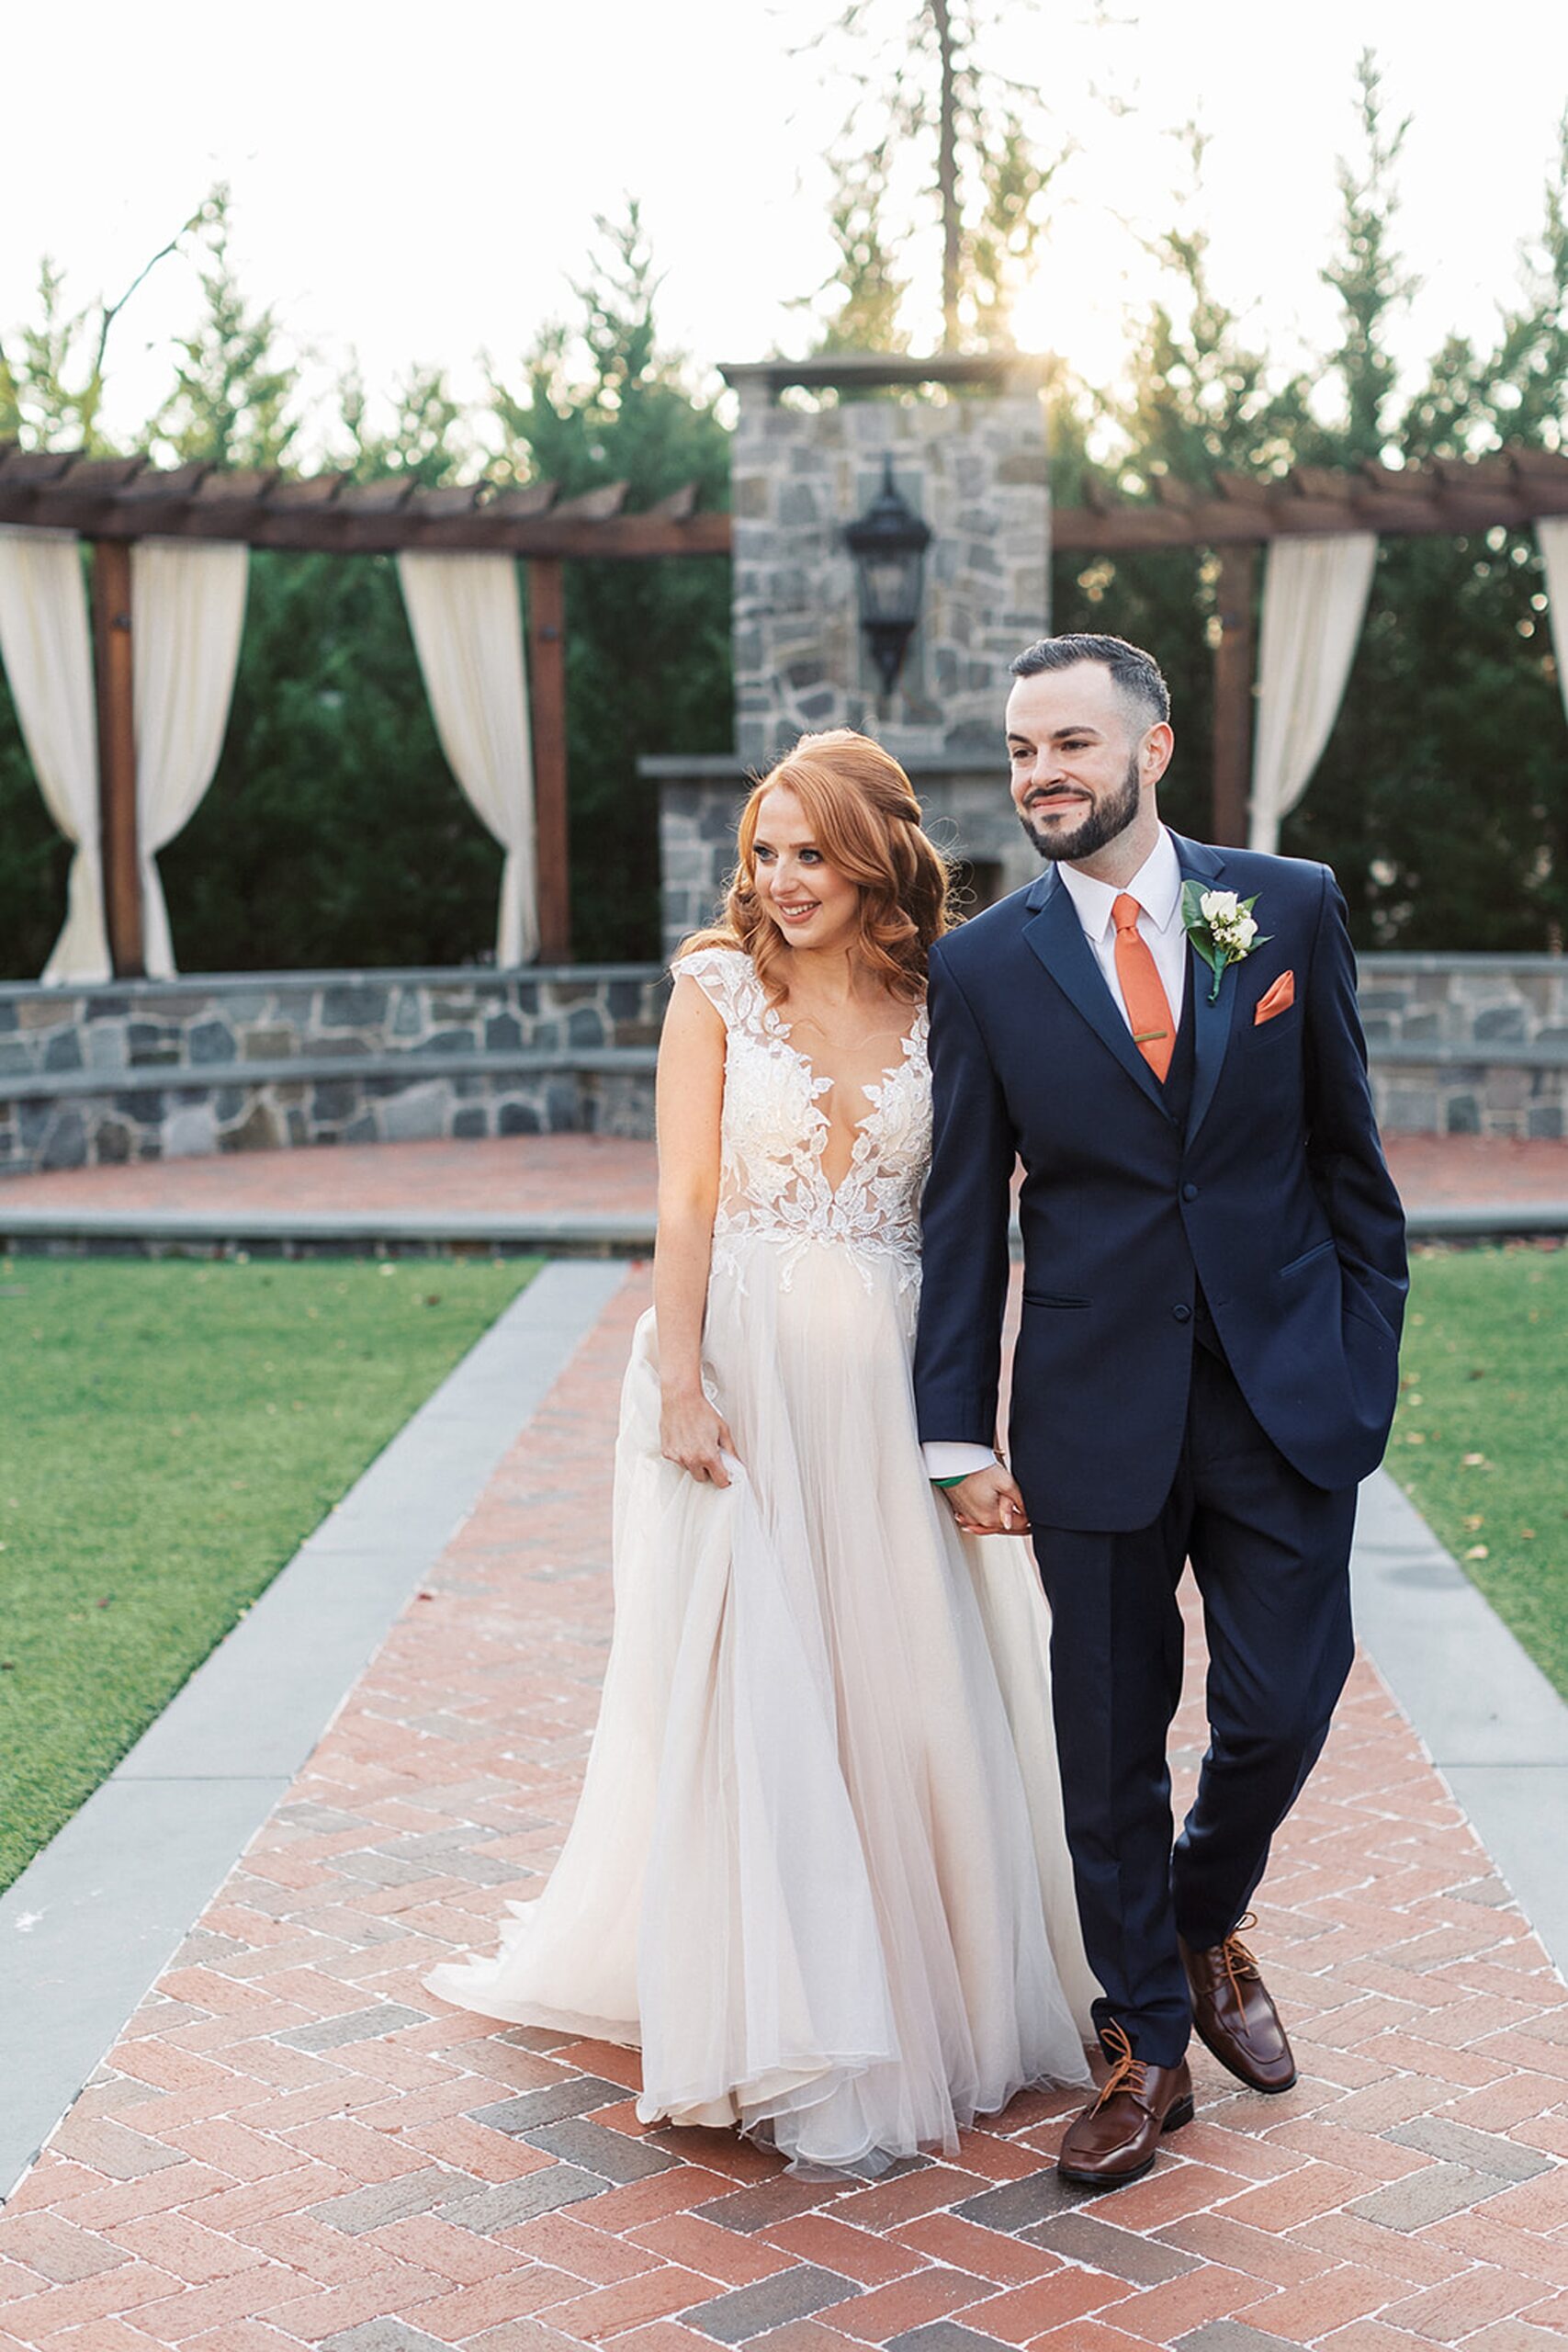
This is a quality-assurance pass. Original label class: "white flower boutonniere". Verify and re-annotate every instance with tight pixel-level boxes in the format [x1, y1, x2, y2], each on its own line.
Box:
[1182, 882, 1271, 1004]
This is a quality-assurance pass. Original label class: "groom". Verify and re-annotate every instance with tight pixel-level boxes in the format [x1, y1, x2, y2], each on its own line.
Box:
[915, 633, 1406, 2188]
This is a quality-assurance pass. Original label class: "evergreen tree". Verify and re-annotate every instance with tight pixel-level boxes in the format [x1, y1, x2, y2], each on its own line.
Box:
[1319, 51, 1418, 465]
[0, 211, 205, 973]
[810, 145, 908, 354]
[1286, 88, 1567, 949]
[148, 211, 498, 971]
[151, 189, 299, 469]
[338, 362, 472, 486]
[489, 203, 732, 960]
[803, 0, 1069, 349]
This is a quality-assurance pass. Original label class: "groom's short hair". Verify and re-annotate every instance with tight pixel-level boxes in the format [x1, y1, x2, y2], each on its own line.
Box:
[1010, 633, 1171, 729]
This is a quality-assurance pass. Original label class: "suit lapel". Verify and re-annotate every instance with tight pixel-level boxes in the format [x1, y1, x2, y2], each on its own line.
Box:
[1021, 868, 1168, 1117]
[1174, 834, 1236, 1147]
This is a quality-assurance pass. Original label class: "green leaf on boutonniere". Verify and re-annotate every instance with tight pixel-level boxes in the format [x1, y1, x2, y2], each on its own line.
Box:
[1181, 881, 1221, 975]
[1180, 880, 1271, 1003]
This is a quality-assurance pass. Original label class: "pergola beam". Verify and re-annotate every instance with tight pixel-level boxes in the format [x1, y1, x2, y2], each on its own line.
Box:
[1053, 450, 1568, 552]
[9, 440, 1565, 561]
[0, 447, 727, 560]
[8, 439, 1568, 956]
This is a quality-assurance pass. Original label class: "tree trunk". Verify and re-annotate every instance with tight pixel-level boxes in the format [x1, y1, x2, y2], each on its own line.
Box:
[930, 0, 961, 347]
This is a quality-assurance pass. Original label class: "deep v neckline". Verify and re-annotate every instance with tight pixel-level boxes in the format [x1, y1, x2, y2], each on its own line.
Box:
[764, 1004, 928, 1196]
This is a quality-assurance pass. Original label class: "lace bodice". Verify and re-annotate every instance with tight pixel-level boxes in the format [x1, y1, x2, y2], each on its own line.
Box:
[679, 947, 931, 1290]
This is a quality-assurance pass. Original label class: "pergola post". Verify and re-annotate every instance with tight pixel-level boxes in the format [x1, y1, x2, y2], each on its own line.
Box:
[526, 557, 571, 963]
[1210, 540, 1258, 847]
[90, 538, 143, 978]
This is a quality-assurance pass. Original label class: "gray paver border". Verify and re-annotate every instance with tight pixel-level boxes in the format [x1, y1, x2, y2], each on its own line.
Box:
[0, 1207, 656, 1252]
[0, 1257, 626, 2202]
[1352, 1465, 1568, 1980]
[6, 1199, 1568, 1261]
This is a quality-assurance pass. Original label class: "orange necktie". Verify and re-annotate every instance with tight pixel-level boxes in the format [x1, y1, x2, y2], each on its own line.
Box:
[1112, 892, 1175, 1082]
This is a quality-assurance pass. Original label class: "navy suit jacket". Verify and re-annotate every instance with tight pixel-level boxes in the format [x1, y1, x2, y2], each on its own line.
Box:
[913, 834, 1408, 1532]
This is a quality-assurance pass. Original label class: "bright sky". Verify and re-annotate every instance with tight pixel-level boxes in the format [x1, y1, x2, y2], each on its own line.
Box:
[3, 0, 1566, 458]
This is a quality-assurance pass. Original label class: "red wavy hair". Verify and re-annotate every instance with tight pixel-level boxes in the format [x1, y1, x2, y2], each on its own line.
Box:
[679, 730, 953, 1003]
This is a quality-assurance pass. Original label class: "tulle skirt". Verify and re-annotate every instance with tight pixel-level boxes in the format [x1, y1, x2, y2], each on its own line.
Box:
[426, 1234, 1094, 2172]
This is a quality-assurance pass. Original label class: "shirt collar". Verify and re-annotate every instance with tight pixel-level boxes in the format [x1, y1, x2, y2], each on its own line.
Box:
[1056, 827, 1182, 944]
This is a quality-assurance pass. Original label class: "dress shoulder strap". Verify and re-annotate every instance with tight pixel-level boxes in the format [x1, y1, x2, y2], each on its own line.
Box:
[672, 945, 764, 1033]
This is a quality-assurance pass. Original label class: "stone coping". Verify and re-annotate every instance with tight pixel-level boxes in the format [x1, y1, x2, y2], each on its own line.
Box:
[0, 1046, 659, 1105]
[6, 1036, 1562, 1115]
[6, 951, 1563, 995]
[0, 1260, 627, 2201]
[718, 350, 1050, 390]
[0, 963, 664, 1004]
[1359, 951, 1568, 973]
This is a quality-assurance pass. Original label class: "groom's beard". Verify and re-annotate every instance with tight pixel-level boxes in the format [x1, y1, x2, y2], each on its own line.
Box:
[1019, 752, 1141, 864]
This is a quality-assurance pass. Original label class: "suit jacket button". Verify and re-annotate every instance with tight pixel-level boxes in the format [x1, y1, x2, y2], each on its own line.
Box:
[1182, 1182, 1199, 1201]
[1173, 1303, 1192, 1323]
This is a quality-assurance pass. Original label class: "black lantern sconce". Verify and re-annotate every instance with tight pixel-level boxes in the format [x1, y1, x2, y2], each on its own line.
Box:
[842, 455, 932, 700]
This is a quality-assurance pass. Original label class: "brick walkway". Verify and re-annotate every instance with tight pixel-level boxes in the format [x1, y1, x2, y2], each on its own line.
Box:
[4, 1269, 1567, 2351]
[3, 1131, 1568, 1227]
[0, 1138, 657, 1220]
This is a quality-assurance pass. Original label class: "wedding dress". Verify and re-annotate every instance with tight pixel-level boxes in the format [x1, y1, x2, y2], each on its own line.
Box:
[426, 945, 1095, 2171]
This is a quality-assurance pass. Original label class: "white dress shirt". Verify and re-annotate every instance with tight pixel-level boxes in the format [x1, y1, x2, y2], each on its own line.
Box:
[923, 828, 1187, 1486]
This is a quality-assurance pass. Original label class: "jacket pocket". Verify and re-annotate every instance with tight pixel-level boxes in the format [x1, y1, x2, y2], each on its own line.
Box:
[1278, 1236, 1336, 1280]
[1021, 1290, 1090, 1309]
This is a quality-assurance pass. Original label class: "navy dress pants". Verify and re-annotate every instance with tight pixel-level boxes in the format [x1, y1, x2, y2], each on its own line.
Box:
[1023, 1343, 1358, 2069]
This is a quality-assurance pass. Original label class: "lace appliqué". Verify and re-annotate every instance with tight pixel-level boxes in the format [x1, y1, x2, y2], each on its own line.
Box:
[678, 947, 931, 1294]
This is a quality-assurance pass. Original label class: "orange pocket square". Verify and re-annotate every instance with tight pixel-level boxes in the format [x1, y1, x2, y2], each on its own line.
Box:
[1254, 970, 1295, 1025]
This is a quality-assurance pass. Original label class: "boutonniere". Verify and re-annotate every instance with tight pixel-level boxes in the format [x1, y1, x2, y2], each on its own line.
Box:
[1182, 883, 1271, 1004]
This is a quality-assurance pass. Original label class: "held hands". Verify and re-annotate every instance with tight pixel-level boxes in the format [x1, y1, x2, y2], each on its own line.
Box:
[945, 1463, 1031, 1537]
[660, 1385, 738, 1488]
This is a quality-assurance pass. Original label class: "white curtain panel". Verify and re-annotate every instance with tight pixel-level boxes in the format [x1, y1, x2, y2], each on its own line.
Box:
[1248, 533, 1379, 853]
[1538, 516, 1568, 728]
[0, 525, 110, 983]
[130, 539, 249, 979]
[398, 550, 538, 965]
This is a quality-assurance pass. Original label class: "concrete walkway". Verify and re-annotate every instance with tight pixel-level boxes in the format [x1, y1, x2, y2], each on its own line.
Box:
[3, 1133, 1568, 1250]
[2, 1262, 1566, 2351]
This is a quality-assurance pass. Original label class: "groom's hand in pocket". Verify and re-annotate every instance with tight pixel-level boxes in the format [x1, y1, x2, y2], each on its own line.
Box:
[945, 1464, 1030, 1536]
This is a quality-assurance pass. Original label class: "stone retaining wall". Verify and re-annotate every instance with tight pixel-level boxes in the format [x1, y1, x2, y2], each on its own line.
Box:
[1358, 955, 1568, 1138]
[4, 954, 1565, 1173]
[0, 967, 663, 1174]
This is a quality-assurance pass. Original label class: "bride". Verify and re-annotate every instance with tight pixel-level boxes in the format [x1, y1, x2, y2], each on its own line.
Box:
[427, 729, 1095, 2173]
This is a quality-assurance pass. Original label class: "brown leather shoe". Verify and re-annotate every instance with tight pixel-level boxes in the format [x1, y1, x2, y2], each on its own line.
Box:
[1179, 1913, 1296, 2094]
[1057, 2022, 1194, 2188]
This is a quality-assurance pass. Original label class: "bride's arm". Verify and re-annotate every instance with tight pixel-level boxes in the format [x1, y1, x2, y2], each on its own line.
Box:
[653, 974, 737, 1486]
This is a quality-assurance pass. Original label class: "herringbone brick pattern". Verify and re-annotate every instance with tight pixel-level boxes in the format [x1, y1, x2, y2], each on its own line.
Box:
[3, 1268, 1565, 2351]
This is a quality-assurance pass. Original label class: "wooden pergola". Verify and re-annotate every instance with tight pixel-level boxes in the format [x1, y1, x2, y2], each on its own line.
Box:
[0, 445, 727, 973]
[1052, 447, 1568, 845]
[4, 438, 1566, 974]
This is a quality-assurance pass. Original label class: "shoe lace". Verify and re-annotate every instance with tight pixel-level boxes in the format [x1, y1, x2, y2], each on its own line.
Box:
[1089, 2020, 1147, 2114]
[1221, 1912, 1262, 2006]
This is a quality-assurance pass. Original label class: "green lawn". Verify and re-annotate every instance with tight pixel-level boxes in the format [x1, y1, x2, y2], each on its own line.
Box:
[0, 1253, 538, 1889]
[1386, 1243, 1568, 1700]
